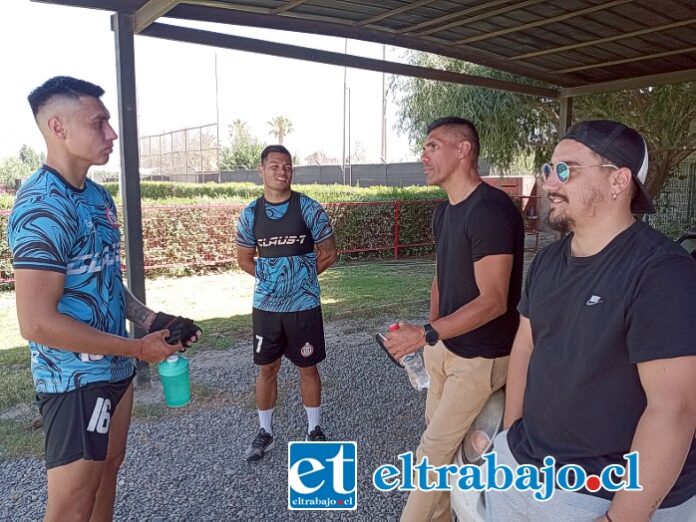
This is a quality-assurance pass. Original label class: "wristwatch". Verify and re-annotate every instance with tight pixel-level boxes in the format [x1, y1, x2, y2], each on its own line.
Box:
[423, 323, 440, 346]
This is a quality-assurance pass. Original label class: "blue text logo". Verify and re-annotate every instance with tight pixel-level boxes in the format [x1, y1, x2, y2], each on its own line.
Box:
[372, 451, 641, 501]
[288, 441, 357, 510]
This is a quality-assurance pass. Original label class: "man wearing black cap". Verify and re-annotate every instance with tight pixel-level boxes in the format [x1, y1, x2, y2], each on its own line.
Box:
[486, 120, 696, 520]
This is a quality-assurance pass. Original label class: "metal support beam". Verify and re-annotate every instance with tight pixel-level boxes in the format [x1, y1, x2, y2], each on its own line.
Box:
[271, 0, 307, 15]
[509, 18, 696, 62]
[112, 12, 150, 386]
[167, 2, 569, 86]
[135, 0, 181, 33]
[559, 96, 573, 137]
[401, 0, 525, 34]
[141, 22, 558, 98]
[32, 0, 142, 12]
[559, 68, 696, 97]
[453, 0, 632, 45]
[556, 45, 696, 74]
[356, 0, 438, 27]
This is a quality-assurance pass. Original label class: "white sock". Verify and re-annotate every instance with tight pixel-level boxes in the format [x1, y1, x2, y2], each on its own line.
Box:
[258, 408, 274, 436]
[305, 405, 321, 433]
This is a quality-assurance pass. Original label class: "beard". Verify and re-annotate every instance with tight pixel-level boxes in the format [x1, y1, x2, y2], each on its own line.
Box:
[545, 188, 604, 233]
[545, 192, 573, 234]
[546, 211, 573, 234]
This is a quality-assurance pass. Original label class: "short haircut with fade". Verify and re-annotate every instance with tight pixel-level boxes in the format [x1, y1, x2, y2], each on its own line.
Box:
[28, 76, 105, 118]
[426, 116, 480, 162]
[261, 144, 292, 163]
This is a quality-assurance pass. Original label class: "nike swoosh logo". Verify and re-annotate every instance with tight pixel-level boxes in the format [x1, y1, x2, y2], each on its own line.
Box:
[585, 299, 604, 306]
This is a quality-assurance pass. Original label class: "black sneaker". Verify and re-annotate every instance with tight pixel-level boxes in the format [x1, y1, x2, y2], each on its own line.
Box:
[245, 428, 274, 462]
[306, 426, 327, 441]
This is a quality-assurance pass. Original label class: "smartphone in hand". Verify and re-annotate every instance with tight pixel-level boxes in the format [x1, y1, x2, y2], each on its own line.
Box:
[375, 333, 403, 367]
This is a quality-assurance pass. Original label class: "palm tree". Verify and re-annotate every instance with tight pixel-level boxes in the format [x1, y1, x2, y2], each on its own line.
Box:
[267, 115, 294, 144]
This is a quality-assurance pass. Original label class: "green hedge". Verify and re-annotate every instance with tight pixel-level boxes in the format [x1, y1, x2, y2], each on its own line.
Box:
[0, 183, 443, 282]
[99, 181, 446, 204]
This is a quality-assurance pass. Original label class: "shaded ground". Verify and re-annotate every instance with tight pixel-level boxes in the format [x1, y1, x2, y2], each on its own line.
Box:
[0, 314, 427, 521]
[0, 232, 557, 520]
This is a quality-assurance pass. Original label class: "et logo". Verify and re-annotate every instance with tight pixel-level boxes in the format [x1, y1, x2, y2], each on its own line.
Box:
[288, 441, 357, 510]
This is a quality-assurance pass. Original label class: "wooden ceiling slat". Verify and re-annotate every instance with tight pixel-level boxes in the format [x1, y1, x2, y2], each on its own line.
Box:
[509, 18, 696, 61]
[452, 0, 634, 46]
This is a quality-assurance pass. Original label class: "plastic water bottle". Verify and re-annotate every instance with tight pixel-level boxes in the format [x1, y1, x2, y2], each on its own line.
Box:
[158, 354, 191, 408]
[389, 323, 430, 390]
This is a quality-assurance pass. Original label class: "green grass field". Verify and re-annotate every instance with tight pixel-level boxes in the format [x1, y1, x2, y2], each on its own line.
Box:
[0, 261, 434, 460]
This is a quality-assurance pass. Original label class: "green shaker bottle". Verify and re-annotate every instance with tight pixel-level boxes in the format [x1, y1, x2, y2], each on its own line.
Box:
[158, 355, 190, 407]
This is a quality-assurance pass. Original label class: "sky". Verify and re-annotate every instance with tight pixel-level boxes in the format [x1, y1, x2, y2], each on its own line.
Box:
[0, 0, 420, 169]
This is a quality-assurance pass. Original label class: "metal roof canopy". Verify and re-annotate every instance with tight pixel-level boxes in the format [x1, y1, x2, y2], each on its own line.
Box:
[30, 0, 696, 355]
[35, 0, 696, 96]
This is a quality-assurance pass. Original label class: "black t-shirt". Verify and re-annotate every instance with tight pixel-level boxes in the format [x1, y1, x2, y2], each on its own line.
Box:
[432, 182, 525, 359]
[507, 220, 696, 507]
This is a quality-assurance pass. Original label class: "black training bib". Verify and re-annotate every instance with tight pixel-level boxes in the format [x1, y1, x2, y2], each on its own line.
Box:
[253, 191, 314, 258]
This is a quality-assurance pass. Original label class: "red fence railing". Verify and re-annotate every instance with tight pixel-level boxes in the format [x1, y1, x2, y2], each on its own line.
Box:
[0, 195, 540, 284]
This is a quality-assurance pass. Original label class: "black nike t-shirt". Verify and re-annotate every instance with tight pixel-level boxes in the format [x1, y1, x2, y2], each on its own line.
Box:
[432, 182, 525, 359]
[507, 220, 696, 507]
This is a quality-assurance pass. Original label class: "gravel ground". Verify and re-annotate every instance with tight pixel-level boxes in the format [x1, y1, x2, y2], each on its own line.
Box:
[0, 314, 429, 521]
[0, 234, 556, 521]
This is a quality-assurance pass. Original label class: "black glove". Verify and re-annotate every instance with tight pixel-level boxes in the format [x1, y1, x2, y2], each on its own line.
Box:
[149, 312, 202, 348]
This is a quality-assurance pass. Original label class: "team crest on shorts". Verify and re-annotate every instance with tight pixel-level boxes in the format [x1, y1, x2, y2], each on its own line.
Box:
[301, 342, 314, 357]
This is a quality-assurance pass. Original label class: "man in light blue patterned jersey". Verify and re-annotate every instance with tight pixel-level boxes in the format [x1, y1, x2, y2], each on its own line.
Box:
[8, 76, 202, 521]
[236, 145, 337, 461]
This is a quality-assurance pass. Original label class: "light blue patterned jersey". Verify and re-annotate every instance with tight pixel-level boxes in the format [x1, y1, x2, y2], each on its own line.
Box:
[236, 193, 333, 312]
[8, 166, 134, 393]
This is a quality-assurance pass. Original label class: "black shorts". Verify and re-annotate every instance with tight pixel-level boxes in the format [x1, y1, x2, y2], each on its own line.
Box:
[252, 306, 326, 367]
[37, 373, 134, 470]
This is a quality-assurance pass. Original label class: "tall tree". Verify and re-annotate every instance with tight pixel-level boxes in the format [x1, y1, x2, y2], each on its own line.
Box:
[573, 84, 696, 197]
[221, 119, 265, 170]
[18, 144, 44, 170]
[267, 115, 294, 145]
[0, 157, 28, 188]
[305, 150, 339, 166]
[0, 145, 45, 188]
[392, 52, 696, 197]
[392, 53, 556, 172]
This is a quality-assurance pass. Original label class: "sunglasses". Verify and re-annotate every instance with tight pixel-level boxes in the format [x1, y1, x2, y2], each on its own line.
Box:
[541, 162, 618, 183]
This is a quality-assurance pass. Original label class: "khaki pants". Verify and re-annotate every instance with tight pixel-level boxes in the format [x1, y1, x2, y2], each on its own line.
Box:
[401, 341, 508, 522]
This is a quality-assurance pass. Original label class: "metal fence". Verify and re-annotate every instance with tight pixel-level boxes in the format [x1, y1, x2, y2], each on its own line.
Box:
[139, 123, 220, 182]
[649, 160, 696, 237]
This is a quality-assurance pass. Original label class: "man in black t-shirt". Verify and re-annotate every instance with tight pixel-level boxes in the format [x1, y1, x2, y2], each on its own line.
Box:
[489, 120, 696, 521]
[385, 117, 524, 521]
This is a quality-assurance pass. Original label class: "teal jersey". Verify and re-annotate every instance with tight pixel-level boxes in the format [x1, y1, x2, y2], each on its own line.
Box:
[7, 166, 134, 393]
[235, 193, 333, 312]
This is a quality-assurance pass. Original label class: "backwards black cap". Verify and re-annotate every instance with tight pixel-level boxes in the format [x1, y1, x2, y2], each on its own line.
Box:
[563, 120, 655, 214]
